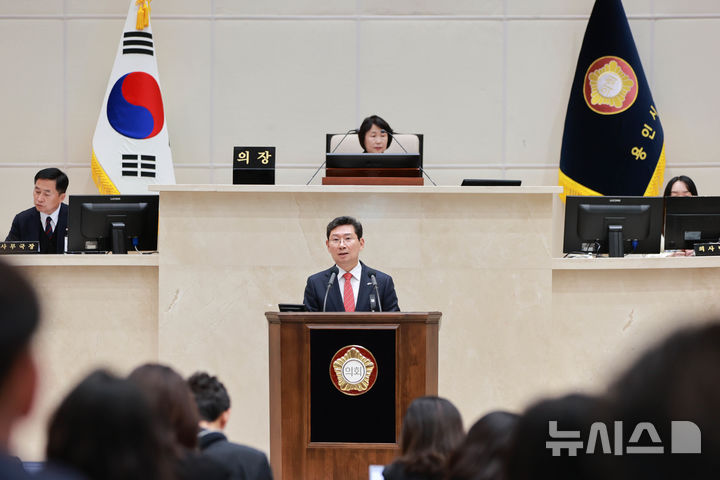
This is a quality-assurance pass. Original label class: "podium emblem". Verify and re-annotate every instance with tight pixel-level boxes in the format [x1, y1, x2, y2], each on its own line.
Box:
[330, 345, 378, 396]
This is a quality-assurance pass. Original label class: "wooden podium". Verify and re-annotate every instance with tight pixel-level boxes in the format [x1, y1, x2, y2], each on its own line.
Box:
[266, 312, 441, 479]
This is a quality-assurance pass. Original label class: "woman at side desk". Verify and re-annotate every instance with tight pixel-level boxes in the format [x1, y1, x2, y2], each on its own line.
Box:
[358, 115, 393, 153]
[664, 175, 698, 256]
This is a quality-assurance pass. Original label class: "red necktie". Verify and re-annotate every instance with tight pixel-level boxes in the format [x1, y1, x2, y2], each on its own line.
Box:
[343, 272, 355, 312]
[45, 217, 53, 237]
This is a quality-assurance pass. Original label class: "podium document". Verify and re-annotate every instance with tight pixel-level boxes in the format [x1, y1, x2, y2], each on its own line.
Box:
[266, 311, 441, 479]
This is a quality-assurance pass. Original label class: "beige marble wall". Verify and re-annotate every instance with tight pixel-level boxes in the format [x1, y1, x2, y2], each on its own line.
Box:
[155, 186, 558, 454]
[6, 186, 720, 466]
[3, 1, 720, 232]
[552, 262, 720, 392]
[5, 258, 159, 460]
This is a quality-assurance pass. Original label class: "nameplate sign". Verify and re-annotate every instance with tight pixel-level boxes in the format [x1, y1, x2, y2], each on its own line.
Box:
[233, 146, 275, 185]
[0, 241, 40, 254]
[694, 243, 720, 256]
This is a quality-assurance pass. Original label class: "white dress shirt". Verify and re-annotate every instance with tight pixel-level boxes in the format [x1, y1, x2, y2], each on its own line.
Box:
[39, 205, 62, 234]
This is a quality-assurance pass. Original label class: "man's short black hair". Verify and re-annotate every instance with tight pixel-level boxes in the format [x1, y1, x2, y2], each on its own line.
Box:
[0, 260, 40, 388]
[187, 372, 231, 422]
[35, 168, 69, 194]
[326, 216, 363, 240]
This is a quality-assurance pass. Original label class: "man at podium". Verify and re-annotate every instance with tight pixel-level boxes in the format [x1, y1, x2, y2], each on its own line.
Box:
[303, 216, 399, 312]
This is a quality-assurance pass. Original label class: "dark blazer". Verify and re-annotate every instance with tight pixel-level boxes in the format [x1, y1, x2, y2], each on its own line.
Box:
[198, 431, 273, 480]
[0, 454, 30, 480]
[303, 261, 400, 312]
[6, 204, 68, 253]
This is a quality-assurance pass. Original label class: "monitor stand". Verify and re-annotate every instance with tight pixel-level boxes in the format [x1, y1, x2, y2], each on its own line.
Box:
[608, 224, 624, 257]
[111, 222, 128, 254]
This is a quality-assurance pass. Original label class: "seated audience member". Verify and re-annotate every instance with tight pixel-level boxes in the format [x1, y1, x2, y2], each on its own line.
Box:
[596, 322, 720, 480]
[188, 372, 273, 480]
[505, 394, 603, 480]
[303, 216, 399, 312]
[444, 411, 518, 480]
[383, 396, 464, 480]
[663, 175, 699, 256]
[6, 168, 69, 254]
[128, 364, 230, 480]
[663, 175, 698, 197]
[358, 115, 394, 153]
[40, 369, 172, 480]
[0, 261, 42, 479]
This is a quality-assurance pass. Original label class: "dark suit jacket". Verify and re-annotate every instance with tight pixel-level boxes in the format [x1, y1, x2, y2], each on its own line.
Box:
[303, 261, 400, 312]
[0, 454, 30, 480]
[5, 204, 68, 253]
[198, 431, 273, 480]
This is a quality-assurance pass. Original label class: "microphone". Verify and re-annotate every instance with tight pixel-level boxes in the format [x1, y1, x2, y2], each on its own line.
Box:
[306, 129, 359, 185]
[322, 266, 339, 312]
[380, 130, 438, 186]
[369, 293, 377, 312]
[367, 270, 382, 312]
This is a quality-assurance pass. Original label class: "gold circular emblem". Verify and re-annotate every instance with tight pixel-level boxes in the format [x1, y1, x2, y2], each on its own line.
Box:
[329, 345, 378, 396]
[583, 56, 638, 115]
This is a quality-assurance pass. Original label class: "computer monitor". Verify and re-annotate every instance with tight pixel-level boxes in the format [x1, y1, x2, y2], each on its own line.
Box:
[664, 196, 720, 250]
[563, 196, 663, 257]
[67, 195, 159, 254]
[325, 153, 421, 169]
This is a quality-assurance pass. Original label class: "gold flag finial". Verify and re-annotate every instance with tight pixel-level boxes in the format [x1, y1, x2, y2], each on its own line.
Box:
[135, 0, 152, 30]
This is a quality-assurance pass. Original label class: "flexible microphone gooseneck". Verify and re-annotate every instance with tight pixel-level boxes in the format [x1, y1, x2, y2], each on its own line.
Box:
[306, 129, 359, 185]
[322, 266, 339, 312]
[380, 130, 438, 186]
[367, 270, 382, 312]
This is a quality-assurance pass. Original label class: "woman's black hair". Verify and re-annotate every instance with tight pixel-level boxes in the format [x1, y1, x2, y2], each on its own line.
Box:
[663, 175, 698, 196]
[46, 369, 173, 480]
[358, 115, 393, 151]
[397, 396, 465, 476]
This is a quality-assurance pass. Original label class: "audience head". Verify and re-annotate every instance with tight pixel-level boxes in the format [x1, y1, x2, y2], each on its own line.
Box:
[598, 322, 720, 479]
[33, 167, 68, 215]
[505, 394, 602, 480]
[445, 410, 518, 480]
[358, 115, 393, 153]
[663, 175, 697, 197]
[187, 371, 231, 428]
[128, 363, 200, 452]
[45, 369, 172, 480]
[397, 396, 464, 476]
[0, 260, 40, 448]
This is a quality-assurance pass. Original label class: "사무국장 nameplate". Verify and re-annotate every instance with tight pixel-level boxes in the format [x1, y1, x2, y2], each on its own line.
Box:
[0, 241, 40, 254]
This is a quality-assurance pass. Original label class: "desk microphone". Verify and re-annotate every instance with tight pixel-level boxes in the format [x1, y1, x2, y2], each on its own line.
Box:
[381, 130, 437, 186]
[306, 129, 358, 185]
[323, 266, 339, 312]
[367, 270, 382, 312]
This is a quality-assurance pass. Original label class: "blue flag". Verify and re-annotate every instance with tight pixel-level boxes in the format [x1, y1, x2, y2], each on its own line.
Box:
[559, 0, 665, 201]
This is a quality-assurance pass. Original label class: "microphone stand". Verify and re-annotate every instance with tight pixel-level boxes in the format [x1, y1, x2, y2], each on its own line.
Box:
[306, 129, 358, 185]
[382, 130, 438, 186]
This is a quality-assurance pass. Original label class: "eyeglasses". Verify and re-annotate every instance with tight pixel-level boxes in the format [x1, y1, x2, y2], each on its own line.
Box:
[328, 236, 357, 246]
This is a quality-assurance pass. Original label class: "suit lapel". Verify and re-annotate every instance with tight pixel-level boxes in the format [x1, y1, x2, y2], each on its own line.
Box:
[55, 203, 68, 251]
[356, 263, 372, 311]
[326, 267, 344, 312]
